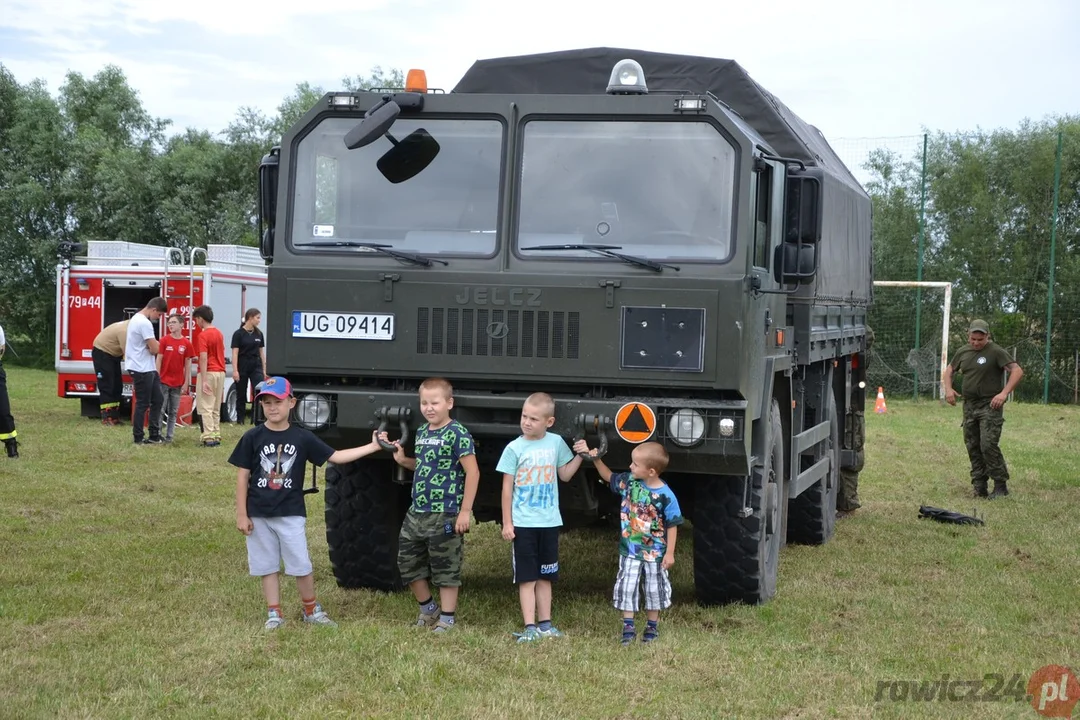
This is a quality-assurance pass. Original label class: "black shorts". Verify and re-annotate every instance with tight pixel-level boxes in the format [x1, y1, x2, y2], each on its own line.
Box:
[512, 526, 560, 583]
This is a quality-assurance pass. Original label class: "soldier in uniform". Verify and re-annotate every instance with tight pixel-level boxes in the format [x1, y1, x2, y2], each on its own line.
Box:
[942, 319, 1023, 499]
[0, 321, 18, 458]
[838, 326, 874, 517]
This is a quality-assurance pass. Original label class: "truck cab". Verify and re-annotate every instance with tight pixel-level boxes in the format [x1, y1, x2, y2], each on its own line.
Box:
[259, 49, 872, 605]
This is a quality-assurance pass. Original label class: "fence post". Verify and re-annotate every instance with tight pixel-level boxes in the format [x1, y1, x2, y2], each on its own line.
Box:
[1043, 130, 1064, 404]
[914, 132, 928, 400]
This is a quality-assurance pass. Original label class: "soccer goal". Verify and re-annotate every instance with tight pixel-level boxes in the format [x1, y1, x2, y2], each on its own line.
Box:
[868, 281, 953, 400]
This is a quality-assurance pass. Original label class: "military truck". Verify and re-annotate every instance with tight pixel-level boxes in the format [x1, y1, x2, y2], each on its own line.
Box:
[257, 48, 872, 606]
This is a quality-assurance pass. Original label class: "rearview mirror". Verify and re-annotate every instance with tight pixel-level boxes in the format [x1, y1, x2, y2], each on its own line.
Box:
[773, 242, 817, 285]
[344, 100, 401, 150]
[377, 129, 441, 184]
[784, 168, 823, 243]
[258, 147, 280, 261]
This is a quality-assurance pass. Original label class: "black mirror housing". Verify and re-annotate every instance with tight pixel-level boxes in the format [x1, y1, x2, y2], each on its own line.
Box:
[344, 100, 402, 150]
[377, 129, 441, 184]
[785, 167, 823, 243]
[258, 147, 280, 261]
[773, 242, 817, 285]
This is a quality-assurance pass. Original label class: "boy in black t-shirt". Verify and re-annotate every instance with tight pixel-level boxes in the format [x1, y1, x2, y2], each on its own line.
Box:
[229, 376, 385, 630]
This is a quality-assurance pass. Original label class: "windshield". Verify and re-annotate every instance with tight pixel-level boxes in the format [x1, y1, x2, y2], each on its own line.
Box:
[290, 117, 503, 256]
[517, 120, 736, 262]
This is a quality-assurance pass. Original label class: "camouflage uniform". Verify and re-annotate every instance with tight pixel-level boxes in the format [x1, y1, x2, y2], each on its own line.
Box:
[949, 337, 1015, 493]
[838, 326, 873, 513]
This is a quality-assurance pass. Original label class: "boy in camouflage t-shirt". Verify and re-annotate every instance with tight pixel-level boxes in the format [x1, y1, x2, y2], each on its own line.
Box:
[387, 378, 479, 632]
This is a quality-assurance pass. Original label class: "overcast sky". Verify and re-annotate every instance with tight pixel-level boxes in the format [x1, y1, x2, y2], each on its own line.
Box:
[3, 0, 1077, 156]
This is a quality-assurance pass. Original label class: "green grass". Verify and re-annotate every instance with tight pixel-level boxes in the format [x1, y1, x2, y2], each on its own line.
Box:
[1, 367, 1078, 719]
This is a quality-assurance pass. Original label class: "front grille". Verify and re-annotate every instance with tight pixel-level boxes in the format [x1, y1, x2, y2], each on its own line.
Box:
[417, 308, 580, 359]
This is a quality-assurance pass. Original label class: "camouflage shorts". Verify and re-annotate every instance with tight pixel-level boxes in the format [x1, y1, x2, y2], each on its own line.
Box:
[397, 510, 464, 588]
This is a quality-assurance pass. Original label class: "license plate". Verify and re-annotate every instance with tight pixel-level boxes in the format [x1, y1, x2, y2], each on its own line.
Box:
[291, 311, 395, 340]
[123, 383, 133, 396]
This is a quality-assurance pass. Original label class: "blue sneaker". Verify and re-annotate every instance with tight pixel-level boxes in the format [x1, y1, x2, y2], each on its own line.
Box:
[264, 609, 285, 631]
[303, 603, 337, 627]
[536, 626, 565, 638]
[513, 627, 540, 643]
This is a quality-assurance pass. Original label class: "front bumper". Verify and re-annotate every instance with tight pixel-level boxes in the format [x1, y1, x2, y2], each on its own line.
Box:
[292, 386, 751, 475]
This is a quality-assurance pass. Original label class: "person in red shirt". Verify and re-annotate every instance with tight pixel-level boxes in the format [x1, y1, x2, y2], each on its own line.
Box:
[156, 313, 194, 442]
[194, 305, 227, 447]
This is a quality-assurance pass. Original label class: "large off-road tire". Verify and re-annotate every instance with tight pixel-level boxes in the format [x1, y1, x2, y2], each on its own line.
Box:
[787, 391, 839, 545]
[324, 458, 407, 591]
[694, 399, 785, 605]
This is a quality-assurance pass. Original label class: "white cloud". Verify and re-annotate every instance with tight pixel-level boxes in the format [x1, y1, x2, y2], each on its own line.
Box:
[3, 0, 1078, 139]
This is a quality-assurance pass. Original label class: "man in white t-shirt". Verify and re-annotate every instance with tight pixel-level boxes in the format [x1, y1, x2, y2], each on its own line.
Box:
[125, 297, 168, 444]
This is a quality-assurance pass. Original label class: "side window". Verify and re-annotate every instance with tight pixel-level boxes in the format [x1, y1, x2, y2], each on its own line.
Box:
[752, 164, 772, 269]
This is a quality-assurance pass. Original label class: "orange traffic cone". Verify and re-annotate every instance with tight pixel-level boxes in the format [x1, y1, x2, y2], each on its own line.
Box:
[875, 387, 888, 414]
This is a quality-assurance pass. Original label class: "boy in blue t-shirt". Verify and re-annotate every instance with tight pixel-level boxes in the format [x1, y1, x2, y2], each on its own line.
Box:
[387, 378, 479, 632]
[496, 392, 584, 643]
[573, 439, 684, 645]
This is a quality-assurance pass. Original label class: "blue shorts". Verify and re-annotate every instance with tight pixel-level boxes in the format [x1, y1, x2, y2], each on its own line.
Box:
[512, 526, 560, 583]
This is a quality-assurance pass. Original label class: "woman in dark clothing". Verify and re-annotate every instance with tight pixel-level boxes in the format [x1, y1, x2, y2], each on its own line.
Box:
[230, 308, 266, 425]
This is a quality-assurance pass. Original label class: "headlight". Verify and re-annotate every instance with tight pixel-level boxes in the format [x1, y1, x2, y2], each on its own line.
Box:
[668, 408, 705, 447]
[718, 418, 736, 437]
[296, 393, 331, 430]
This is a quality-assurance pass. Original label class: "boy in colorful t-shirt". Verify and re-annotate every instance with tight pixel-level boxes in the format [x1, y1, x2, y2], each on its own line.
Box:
[573, 439, 684, 645]
[386, 377, 479, 632]
[155, 313, 193, 442]
[496, 392, 583, 642]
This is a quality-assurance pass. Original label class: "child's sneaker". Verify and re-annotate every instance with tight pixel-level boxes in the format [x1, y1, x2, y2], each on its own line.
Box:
[415, 608, 440, 628]
[513, 627, 540, 643]
[536, 626, 565, 639]
[620, 628, 636, 646]
[302, 604, 337, 627]
[264, 609, 285, 631]
[642, 627, 659, 644]
[431, 619, 455, 633]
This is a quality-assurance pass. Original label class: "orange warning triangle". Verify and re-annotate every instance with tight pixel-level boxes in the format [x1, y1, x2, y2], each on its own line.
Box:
[875, 387, 888, 414]
[615, 402, 656, 443]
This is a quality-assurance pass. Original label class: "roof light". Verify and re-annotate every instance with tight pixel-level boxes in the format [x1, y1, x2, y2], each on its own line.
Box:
[606, 59, 648, 95]
[405, 69, 428, 93]
[330, 94, 359, 107]
[674, 96, 707, 112]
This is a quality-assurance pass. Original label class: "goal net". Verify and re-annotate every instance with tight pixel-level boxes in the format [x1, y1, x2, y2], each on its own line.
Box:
[867, 281, 953, 400]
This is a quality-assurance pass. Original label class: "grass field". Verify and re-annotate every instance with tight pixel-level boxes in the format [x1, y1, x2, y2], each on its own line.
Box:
[1, 366, 1078, 719]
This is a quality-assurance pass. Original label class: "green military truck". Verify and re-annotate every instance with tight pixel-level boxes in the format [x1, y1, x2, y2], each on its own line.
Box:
[257, 48, 873, 606]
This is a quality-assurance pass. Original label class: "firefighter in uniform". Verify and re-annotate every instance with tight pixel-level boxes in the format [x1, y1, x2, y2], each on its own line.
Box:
[0, 321, 18, 458]
[92, 319, 130, 425]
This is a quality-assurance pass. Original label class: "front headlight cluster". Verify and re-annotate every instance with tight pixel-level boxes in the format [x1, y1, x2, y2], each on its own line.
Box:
[668, 408, 706, 447]
[666, 408, 741, 447]
[295, 393, 332, 431]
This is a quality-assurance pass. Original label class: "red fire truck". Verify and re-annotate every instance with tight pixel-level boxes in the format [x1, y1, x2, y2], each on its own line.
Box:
[55, 241, 268, 419]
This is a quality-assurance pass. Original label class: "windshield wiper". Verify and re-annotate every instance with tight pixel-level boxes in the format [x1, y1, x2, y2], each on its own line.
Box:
[522, 244, 679, 272]
[295, 241, 447, 266]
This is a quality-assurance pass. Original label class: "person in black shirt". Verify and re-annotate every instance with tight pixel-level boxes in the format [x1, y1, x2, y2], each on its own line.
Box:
[229, 375, 387, 630]
[230, 308, 266, 425]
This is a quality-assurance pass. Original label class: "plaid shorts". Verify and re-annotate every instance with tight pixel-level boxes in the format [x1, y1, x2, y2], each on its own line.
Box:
[612, 555, 672, 612]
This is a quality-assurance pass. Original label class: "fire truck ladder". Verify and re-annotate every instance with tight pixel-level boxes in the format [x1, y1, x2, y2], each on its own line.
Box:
[186, 248, 208, 344]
